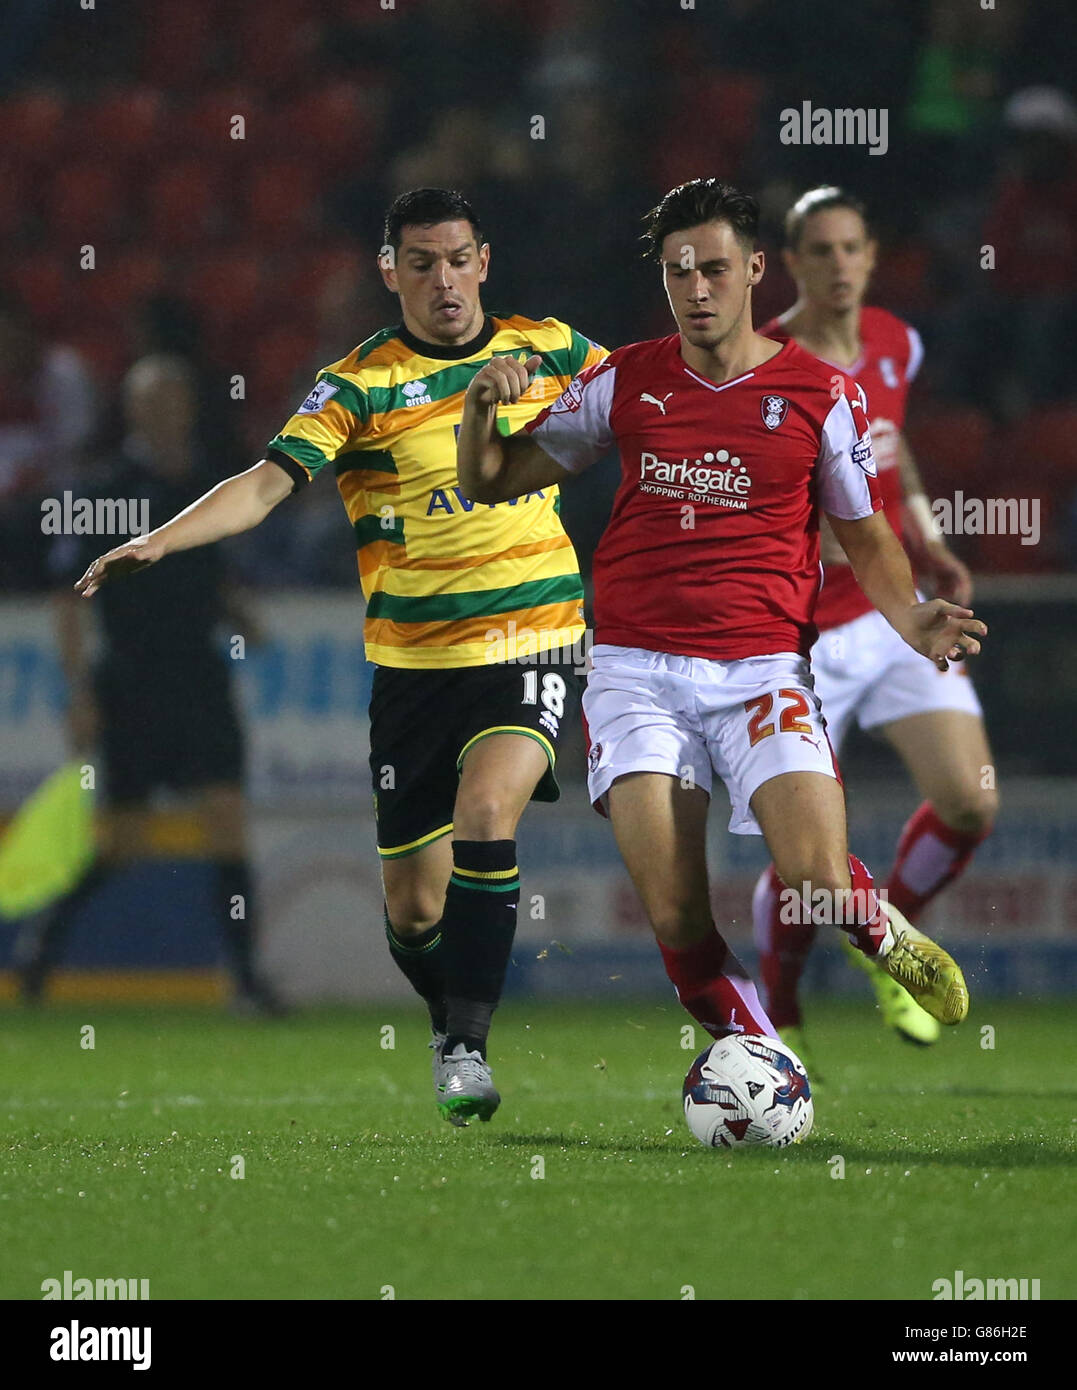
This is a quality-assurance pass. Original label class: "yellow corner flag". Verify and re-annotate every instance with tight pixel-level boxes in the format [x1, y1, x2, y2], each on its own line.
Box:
[0, 762, 95, 919]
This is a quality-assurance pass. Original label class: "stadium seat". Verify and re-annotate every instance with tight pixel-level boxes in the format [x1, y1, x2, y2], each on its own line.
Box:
[904, 406, 993, 496]
[79, 87, 167, 166]
[971, 493, 1057, 572]
[0, 161, 29, 241]
[1002, 407, 1077, 489]
[178, 87, 267, 155]
[77, 250, 167, 318]
[272, 82, 374, 171]
[185, 250, 267, 355]
[58, 322, 131, 382]
[868, 242, 934, 314]
[9, 254, 69, 326]
[281, 244, 366, 305]
[145, 160, 224, 248]
[654, 72, 766, 186]
[47, 163, 129, 239]
[138, 0, 217, 87]
[0, 88, 67, 164]
[243, 160, 322, 247]
[685, 73, 766, 157]
[249, 324, 321, 403]
[232, 0, 322, 87]
[906, 406, 1067, 571]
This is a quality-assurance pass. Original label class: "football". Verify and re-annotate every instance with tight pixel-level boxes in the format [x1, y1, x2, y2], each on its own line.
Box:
[683, 1033, 814, 1149]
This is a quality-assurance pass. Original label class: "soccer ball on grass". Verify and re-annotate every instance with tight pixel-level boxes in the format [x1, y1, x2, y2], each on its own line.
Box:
[682, 1033, 813, 1149]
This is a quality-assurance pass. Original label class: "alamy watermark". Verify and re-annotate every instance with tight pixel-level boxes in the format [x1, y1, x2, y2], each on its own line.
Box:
[49, 1321, 151, 1371]
[484, 621, 592, 676]
[778, 884, 885, 926]
[779, 102, 888, 157]
[932, 493, 1039, 546]
[42, 1270, 150, 1300]
[41, 491, 148, 537]
[932, 1270, 1040, 1301]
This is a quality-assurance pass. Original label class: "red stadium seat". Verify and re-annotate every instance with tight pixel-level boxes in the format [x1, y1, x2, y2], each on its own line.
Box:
[178, 87, 267, 156]
[232, 0, 321, 87]
[655, 71, 766, 186]
[280, 244, 366, 305]
[57, 322, 132, 383]
[0, 161, 29, 241]
[78, 250, 167, 318]
[909, 409, 1064, 572]
[47, 163, 129, 239]
[242, 160, 322, 247]
[869, 242, 934, 315]
[904, 406, 993, 496]
[185, 249, 267, 355]
[685, 73, 766, 156]
[145, 160, 224, 248]
[9, 254, 70, 326]
[272, 83, 374, 171]
[0, 89, 67, 164]
[249, 324, 321, 402]
[1002, 407, 1077, 488]
[79, 87, 167, 165]
[139, 0, 217, 87]
[970, 492, 1057, 573]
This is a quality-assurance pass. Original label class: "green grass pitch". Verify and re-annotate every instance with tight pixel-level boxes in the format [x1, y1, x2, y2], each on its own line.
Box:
[1, 998, 1071, 1300]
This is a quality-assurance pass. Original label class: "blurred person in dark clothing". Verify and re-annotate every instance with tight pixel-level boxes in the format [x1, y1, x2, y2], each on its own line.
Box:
[936, 86, 1077, 413]
[14, 355, 284, 1014]
[135, 295, 246, 479]
[0, 296, 97, 592]
[900, 0, 1018, 209]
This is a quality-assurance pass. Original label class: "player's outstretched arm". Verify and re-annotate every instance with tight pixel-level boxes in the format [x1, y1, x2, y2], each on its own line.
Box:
[457, 353, 572, 503]
[75, 458, 295, 597]
[827, 509, 987, 672]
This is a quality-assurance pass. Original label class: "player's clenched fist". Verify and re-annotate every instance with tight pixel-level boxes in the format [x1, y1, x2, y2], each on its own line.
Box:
[466, 353, 542, 408]
[75, 534, 166, 597]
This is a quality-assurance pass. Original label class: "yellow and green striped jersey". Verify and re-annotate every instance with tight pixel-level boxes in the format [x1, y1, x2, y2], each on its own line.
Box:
[267, 314, 607, 668]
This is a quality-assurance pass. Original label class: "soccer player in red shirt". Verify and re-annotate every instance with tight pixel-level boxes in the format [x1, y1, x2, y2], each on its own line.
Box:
[751, 187, 997, 1064]
[457, 179, 985, 1047]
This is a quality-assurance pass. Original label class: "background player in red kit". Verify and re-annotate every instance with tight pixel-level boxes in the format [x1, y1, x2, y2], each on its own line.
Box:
[752, 187, 998, 1061]
[457, 179, 985, 1046]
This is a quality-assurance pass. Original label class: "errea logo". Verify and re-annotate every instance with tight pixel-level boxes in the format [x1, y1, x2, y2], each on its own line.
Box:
[402, 380, 432, 407]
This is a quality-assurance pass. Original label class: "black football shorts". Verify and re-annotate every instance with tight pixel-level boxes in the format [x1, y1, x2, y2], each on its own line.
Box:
[368, 659, 581, 859]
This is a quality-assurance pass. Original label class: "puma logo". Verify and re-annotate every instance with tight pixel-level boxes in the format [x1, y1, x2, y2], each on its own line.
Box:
[800, 735, 822, 751]
[640, 391, 673, 414]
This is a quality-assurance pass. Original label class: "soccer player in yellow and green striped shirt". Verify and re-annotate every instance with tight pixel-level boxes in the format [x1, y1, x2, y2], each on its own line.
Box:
[76, 188, 607, 1125]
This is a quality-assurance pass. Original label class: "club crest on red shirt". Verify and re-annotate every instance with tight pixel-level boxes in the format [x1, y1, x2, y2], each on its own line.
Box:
[761, 394, 788, 430]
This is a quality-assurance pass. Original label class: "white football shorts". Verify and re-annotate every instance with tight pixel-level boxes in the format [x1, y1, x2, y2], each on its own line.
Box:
[583, 644, 840, 835]
[811, 606, 983, 754]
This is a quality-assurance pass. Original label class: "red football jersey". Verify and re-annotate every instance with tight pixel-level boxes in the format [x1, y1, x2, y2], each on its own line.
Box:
[524, 333, 882, 661]
[760, 306, 923, 630]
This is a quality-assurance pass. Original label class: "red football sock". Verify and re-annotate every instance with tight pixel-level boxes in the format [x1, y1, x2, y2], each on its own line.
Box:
[886, 802, 990, 921]
[751, 864, 815, 1029]
[658, 928, 777, 1040]
[840, 853, 889, 957]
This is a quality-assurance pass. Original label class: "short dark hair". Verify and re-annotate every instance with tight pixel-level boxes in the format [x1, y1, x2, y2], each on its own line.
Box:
[784, 186, 869, 248]
[641, 178, 759, 262]
[382, 188, 483, 252]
